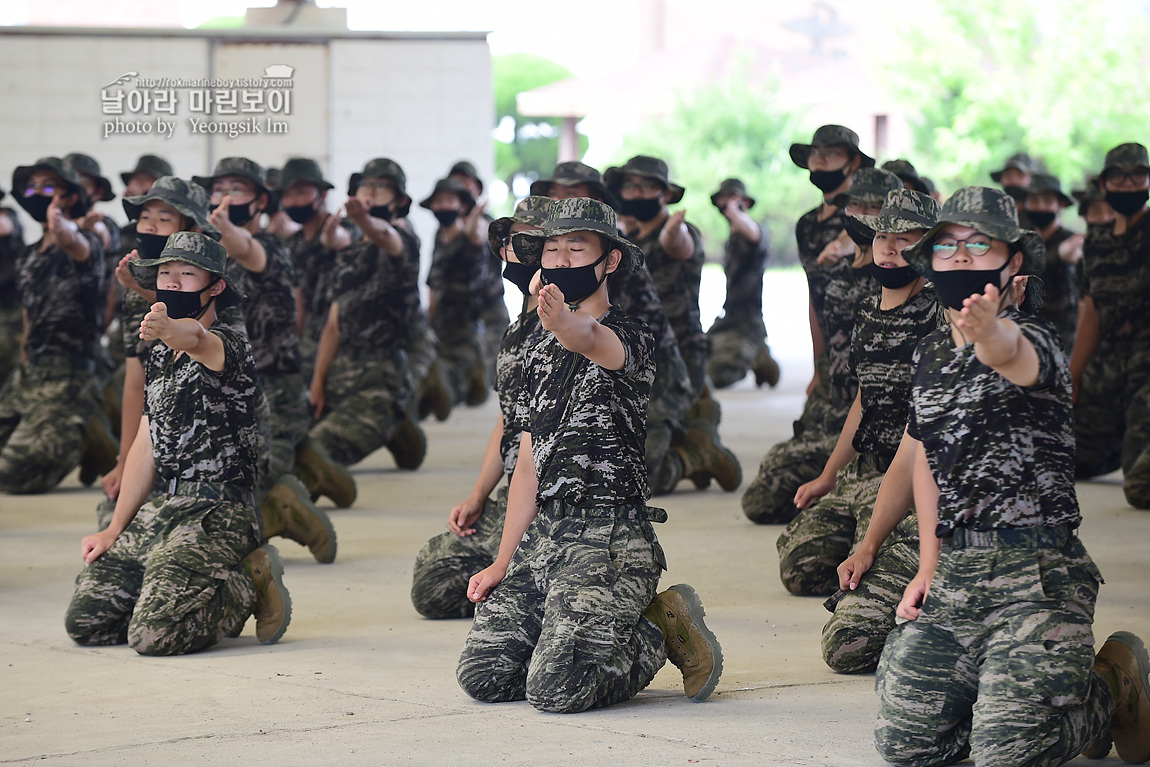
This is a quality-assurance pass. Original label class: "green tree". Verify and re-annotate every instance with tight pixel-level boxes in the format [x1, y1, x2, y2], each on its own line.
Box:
[613, 70, 815, 265]
[880, 0, 1150, 194]
[492, 53, 589, 208]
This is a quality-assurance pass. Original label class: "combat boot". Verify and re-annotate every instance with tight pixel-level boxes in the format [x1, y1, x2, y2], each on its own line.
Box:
[386, 412, 427, 470]
[79, 414, 119, 487]
[419, 361, 452, 422]
[673, 425, 742, 492]
[684, 396, 722, 431]
[642, 584, 723, 702]
[260, 476, 337, 564]
[241, 544, 292, 645]
[752, 346, 781, 388]
[295, 438, 356, 508]
[1094, 631, 1150, 763]
[465, 361, 489, 406]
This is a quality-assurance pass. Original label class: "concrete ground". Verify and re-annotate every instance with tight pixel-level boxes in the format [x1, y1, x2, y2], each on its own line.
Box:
[4, 275, 1149, 765]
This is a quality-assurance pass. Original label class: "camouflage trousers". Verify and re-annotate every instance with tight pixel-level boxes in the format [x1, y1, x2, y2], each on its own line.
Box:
[457, 502, 668, 713]
[1074, 346, 1150, 508]
[679, 335, 710, 403]
[257, 370, 311, 498]
[479, 299, 510, 392]
[646, 343, 695, 496]
[0, 305, 20, 388]
[646, 417, 683, 496]
[411, 485, 507, 619]
[0, 360, 102, 494]
[309, 354, 412, 467]
[707, 312, 768, 389]
[65, 492, 259, 656]
[406, 308, 439, 390]
[875, 529, 1111, 767]
[432, 310, 484, 406]
[742, 357, 852, 524]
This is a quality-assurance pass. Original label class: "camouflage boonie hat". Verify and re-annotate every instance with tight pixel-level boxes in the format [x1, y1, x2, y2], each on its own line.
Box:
[989, 152, 1039, 183]
[843, 168, 903, 206]
[192, 157, 270, 195]
[1102, 143, 1150, 173]
[789, 125, 876, 170]
[1024, 174, 1073, 208]
[488, 195, 551, 254]
[530, 161, 621, 210]
[280, 157, 334, 191]
[903, 186, 1045, 277]
[710, 178, 756, 209]
[348, 157, 409, 197]
[449, 160, 484, 193]
[511, 197, 643, 272]
[420, 177, 476, 211]
[120, 154, 173, 186]
[603, 155, 685, 204]
[124, 176, 216, 233]
[881, 159, 929, 194]
[11, 156, 92, 219]
[852, 188, 941, 234]
[64, 153, 116, 201]
[130, 231, 243, 309]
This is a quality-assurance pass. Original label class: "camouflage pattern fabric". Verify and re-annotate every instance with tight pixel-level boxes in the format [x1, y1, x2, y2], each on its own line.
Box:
[719, 224, 770, 314]
[427, 227, 488, 403]
[795, 204, 848, 333]
[707, 312, 769, 389]
[1036, 226, 1079, 352]
[308, 355, 410, 467]
[256, 370, 311, 497]
[17, 230, 105, 363]
[0, 362, 102, 493]
[495, 311, 543, 474]
[0, 305, 21, 388]
[405, 306, 438, 389]
[874, 533, 1111, 766]
[65, 494, 258, 655]
[286, 219, 349, 371]
[822, 263, 877, 405]
[908, 310, 1080, 535]
[631, 220, 708, 397]
[0, 211, 24, 385]
[742, 355, 845, 524]
[225, 232, 301, 376]
[411, 486, 507, 619]
[514, 308, 655, 507]
[456, 502, 667, 713]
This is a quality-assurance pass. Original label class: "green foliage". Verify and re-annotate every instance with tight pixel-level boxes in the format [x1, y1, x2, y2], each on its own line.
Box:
[492, 53, 589, 196]
[880, 0, 1150, 193]
[613, 70, 817, 265]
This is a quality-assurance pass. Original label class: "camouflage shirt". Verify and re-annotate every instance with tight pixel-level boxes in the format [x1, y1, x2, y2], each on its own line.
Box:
[225, 232, 301, 375]
[0, 208, 25, 310]
[720, 224, 770, 317]
[427, 228, 486, 322]
[515, 308, 655, 507]
[823, 263, 878, 403]
[1081, 212, 1150, 347]
[494, 309, 544, 478]
[144, 318, 262, 490]
[795, 204, 847, 331]
[1036, 226, 1079, 346]
[631, 219, 706, 353]
[907, 308, 1079, 534]
[17, 230, 105, 362]
[327, 221, 422, 358]
[287, 219, 348, 350]
[851, 286, 946, 464]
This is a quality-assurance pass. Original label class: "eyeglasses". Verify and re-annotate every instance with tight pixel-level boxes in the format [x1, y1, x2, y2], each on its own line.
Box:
[23, 183, 58, 196]
[619, 179, 663, 193]
[809, 146, 850, 162]
[1102, 169, 1150, 187]
[932, 235, 993, 259]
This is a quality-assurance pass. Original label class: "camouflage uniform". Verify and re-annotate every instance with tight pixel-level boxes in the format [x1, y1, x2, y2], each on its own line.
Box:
[458, 199, 669, 714]
[308, 219, 422, 467]
[706, 221, 772, 389]
[287, 217, 360, 376]
[65, 234, 262, 656]
[1025, 175, 1080, 353]
[1073, 145, 1150, 508]
[0, 204, 25, 387]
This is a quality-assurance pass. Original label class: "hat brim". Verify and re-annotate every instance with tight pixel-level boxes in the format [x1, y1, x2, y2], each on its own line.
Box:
[130, 252, 244, 306]
[12, 163, 91, 218]
[125, 188, 215, 233]
[192, 173, 269, 197]
[852, 208, 935, 234]
[420, 188, 476, 211]
[904, 218, 1045, 277]
[710, 190, 756, 209]
[603, 167, 685, 205]
[790, 143, 876, 170]
[530, 178, 623, 211]
[512, 223, 643, 272]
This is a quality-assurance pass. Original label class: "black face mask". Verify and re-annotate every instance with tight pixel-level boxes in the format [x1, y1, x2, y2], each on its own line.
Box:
[369, 204, 392, 221]
[211, 200, 257, 227]
[868, 262, 919, 290]
[932, 261, 1010, 312]
[845, 218, 874, 247]
[1002, 185, 1029, 201]
[1105, 190, 1149, 217]
[618, 197, 662, 222]
[541, 249, 611, 308]
[135, 232, 168, 262]
[809, 168, 848, 193]
[18, 194, 53, 223]
[284, 203, 319, 224]
[502, 261, 538, 295]
[434, 210, 460, 227]
[156, 280, 217, 321]
[1025, 210, 1056, 229]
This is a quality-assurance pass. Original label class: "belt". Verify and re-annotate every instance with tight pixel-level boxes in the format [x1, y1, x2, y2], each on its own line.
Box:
[941, 523, 1073, 550]
[163, 477, 254, 506]
[539, 499, 667, 523]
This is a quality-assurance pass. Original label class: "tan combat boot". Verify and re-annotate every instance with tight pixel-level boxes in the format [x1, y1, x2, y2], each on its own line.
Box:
[386, 412, 427, 470]
[260, 476, 337, 564]
[752, 345, 781, 388]
[295, 438, 356, 508]
[465, 361, 489, 407]
[418, 361, 453, 422]
[643, 584, 723, 702]
[1094, 631, 1150, 763]
[241, 544, 292, 645]
[673, 425, 742, 492]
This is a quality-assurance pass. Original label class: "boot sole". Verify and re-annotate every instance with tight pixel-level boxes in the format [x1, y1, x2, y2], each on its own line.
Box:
[256, 545, 292, 645]
[668, 583, 723, 702]
[1103, 630, 1150, 763]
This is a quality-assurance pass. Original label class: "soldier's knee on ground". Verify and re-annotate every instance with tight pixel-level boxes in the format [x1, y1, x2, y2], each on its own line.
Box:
[456, 655, 523, 704]
[821, 616, 881, 674]
[777, 543, 840, 596]
[1123, 449, 1150, 509]
[741, 477, 799, 525]
[411, 563, 475, 619]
